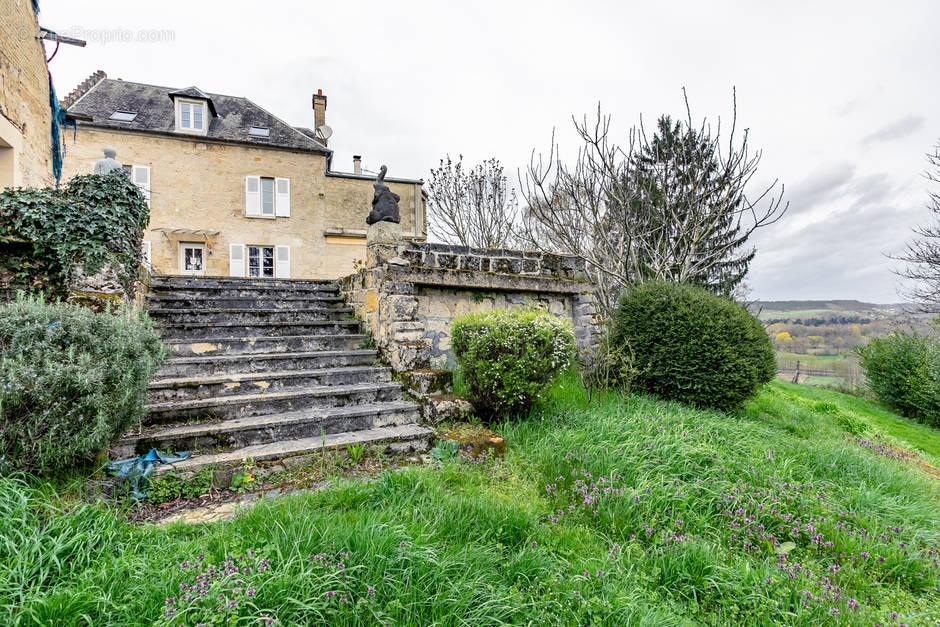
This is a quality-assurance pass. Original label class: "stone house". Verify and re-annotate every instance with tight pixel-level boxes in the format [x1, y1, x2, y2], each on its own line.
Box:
[0, 0, 56, 189]
[60, 73, 427, 279]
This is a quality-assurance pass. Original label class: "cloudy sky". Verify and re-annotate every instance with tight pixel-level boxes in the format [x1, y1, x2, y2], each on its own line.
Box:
[38, 0, 939, 303]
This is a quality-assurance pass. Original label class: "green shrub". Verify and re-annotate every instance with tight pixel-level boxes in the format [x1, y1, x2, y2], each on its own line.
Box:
[451, 309, 575, 419]
[0, 172, 149, 299]
[0, 295, 166, 474]
[856, 331, 940, 427]
[610, 281, 775, 411]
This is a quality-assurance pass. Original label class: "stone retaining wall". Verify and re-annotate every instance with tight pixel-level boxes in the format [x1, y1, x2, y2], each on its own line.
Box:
[341, 229, 604, 372]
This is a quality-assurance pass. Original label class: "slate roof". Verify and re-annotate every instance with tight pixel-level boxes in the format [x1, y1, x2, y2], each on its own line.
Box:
[66, 78, 330, 154]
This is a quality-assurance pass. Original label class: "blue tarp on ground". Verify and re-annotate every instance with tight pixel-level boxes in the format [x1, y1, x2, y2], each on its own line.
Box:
[104, 449, 190, 500]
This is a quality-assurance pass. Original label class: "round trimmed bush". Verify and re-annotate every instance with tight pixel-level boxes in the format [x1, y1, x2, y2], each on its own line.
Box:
[610, 281, 775, 411]
[451, 309, 575, 419]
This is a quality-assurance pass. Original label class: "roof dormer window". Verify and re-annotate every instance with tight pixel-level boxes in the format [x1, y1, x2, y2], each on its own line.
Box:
[249, 126, 270, 137]
[177, 100, 206, 132]
[109, 110, 137, 122]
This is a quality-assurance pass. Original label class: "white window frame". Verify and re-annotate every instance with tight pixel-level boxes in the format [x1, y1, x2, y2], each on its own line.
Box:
[175, 98, 208, 133]
[179, 242, 206, 276]
[247, 245, 275, 278]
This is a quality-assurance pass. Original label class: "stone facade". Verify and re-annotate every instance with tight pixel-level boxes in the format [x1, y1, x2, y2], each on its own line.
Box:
[0, 0, 55, 189]
[60, 127, 426, 280]
[341, 238, 604, 372]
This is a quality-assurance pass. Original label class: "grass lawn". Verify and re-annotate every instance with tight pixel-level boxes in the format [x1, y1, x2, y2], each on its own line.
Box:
[2, 379, 938, 625]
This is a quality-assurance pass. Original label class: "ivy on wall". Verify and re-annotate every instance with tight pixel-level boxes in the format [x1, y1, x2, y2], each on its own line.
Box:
[0, 172, 150, 299]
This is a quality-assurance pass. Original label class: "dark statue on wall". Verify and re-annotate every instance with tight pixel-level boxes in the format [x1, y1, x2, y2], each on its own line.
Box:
[366, 165, 401, 225]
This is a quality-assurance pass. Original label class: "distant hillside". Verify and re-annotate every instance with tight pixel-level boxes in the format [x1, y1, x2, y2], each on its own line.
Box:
[754, 300, 896, 311]
[750, 300, 916, 321]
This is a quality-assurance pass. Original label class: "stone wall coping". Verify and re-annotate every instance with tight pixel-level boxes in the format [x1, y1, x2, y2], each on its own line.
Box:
[385, 265, 593, 295]
[408, 241, 562, 260]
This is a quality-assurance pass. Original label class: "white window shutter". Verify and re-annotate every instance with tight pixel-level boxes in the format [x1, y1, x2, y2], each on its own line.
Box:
[275, 245, 290, 279]
[132, 165, 151, 207]
[229, 244, 245, 277]
[275, 178, 290, 217]
[141, 241, 151, 268]
[245, 176, 261, 215]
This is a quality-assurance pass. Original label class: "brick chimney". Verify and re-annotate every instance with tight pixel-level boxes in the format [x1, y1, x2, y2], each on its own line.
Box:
[312, 89, 327, 131]
[353, 155, 362, 174]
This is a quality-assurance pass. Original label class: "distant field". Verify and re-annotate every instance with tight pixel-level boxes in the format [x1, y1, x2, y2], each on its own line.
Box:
[802, 375, 842, 386]
[775, 351, 844, 371]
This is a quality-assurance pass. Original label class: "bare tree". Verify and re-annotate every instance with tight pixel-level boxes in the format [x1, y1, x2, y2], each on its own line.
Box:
[895, 142, 940, 312]
[519, 91, 787, 313]
[427, 155, 519, 249]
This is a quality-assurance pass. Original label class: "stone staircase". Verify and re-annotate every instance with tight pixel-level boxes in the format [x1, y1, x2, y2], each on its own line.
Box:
[112, 276, 432, 473]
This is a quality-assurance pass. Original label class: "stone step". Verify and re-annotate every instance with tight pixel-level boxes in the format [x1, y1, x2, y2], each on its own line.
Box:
[147, 295, 346, 310]
[150, 285, 340, 300]
[148, 365, 393, 403]
[113, 401, 422, 458]
[150, 423, 433, 475]
[150, 276, 337, 290]
[145, 382, 404, 424]
[148, 307, 355, 326]
[156, 349, 379, 377]
[154, 320, 362, 340]
[164, 334, 371, 357]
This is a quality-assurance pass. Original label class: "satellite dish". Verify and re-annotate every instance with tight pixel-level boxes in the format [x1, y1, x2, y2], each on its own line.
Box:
[315, 124, 333, 141]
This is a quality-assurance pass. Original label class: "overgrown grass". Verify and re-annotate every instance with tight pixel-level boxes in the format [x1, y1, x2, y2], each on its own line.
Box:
[0, 379, 937, 625]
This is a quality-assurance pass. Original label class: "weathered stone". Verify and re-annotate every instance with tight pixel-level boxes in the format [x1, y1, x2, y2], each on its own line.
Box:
[380, 281, 416, 295]
[491, 258, 512, 274]
[436, 422, 506, 457]
[400, 369, 453, 395]
[386, 340, 430, 371]
[366, 244, 398, 267]
[402, 249, 424, 265]
[435, 253, 458, 269]
[459, 255, 483, 271]
[421, 394, 473, 424]
[388, 320, 425, 343]
[366, 219, 402, 245]
[381, 294, 418, 321]
[364, 290, 378, 313]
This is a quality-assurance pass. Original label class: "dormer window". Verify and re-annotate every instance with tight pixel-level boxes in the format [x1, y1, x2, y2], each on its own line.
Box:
[249, 126, 270, 137]
[177, 100, 206, 131]
[109, 110, 137, 122]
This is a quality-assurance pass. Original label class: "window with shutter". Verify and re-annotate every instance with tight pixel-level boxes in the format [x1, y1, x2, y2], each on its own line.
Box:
[275, 178, 290, 217]
[245, 176, 261, 215]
